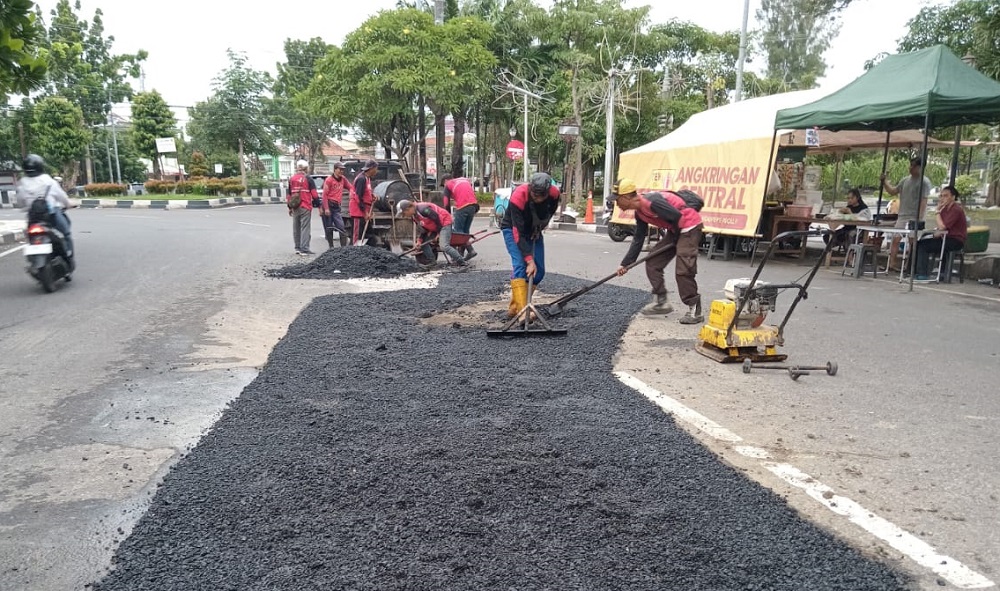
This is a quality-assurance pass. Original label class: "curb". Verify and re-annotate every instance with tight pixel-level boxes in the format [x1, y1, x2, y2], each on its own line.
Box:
[78, 197, 287, 209]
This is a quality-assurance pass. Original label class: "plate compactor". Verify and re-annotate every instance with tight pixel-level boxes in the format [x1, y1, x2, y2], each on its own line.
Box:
[695, 229, 833, 364]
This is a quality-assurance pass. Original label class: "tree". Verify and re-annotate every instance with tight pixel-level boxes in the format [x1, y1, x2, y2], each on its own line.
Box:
[129, 90, 176, 179]
[0, 0, 47, 102]
[271, 38, 340, 171]
[40, 0, 146, 127]
[756, 0, 841, 89]
[30, 96, 91, 185]
[898, 0, 1000, 81]
[196, 50, 275, 188]
[187, 151, 210, 177]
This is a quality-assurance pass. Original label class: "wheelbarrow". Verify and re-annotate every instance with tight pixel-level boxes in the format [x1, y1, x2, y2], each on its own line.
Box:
[413, 228, 499, 265]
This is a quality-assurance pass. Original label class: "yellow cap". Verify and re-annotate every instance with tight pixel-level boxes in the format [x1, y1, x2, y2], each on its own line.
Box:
[615, 178, 637, 195]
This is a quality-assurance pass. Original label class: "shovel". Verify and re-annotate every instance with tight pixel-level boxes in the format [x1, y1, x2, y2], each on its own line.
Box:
[397, 233, 437, 258]
[356, 200, 376, 247]
[545, 242, 676, 317]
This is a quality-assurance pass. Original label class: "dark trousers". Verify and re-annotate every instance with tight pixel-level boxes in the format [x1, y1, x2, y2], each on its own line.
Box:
[916, 236, 963, 276]
[644, 224, 702, 305]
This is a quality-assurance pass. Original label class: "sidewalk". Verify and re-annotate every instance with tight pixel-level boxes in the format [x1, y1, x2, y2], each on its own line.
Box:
[0, 219, 25, 246]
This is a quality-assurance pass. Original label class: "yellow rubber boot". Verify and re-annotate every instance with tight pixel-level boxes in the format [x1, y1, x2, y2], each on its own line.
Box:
[508, 278, 528, 318]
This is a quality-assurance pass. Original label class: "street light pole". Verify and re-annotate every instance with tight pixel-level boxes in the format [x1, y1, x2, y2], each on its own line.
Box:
[603, 69, 618, 202]
[506, 83, 543, 184]
[735, 0, 750, 102]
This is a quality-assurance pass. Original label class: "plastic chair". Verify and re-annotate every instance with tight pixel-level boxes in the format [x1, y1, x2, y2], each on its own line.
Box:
[941, 249, 965, 284]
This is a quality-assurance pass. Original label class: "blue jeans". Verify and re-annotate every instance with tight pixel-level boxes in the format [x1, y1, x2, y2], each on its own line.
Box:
[502, 228, 545, 283]
[452, 205, 476, 234]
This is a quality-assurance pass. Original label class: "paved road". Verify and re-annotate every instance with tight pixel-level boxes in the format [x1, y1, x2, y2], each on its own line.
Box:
[0, 205, 997, 590]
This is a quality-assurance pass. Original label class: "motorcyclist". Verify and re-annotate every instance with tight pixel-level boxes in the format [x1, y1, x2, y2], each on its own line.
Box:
[16, 154, 75, 257]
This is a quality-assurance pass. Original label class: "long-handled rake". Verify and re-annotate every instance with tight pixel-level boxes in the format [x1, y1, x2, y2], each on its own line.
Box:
[486, 282, 567, 338]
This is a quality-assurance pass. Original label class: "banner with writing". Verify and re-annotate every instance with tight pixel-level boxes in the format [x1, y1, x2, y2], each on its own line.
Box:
[617, 137, 773, 237]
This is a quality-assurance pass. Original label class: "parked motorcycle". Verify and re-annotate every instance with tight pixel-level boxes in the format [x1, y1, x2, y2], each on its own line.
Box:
[604, 200, 635, 242]
[24, 208, 75, 293]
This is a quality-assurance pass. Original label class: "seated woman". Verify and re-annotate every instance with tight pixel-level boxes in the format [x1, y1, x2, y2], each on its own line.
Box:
[915, 184, 966, 280]
[825, 188, 871, 251]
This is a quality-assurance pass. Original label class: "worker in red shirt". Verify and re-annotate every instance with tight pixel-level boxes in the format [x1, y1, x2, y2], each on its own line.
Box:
[613, 179, 705, 324]
[500, 172, 560, 317]
[320, 162, 351, 248]
[287, 160, 317, 255]
[350, 160, 378, 245]
[441, 174, 480, 261]
[396, 199, 467, 267]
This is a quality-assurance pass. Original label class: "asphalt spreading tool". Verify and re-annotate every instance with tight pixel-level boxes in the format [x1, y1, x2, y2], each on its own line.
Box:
[487, 282, 567, 338]
[742, 359, 838, 381]
[545, 243, 675, 317]
[397, 233, 436, 259]
[695, 229, 837, 365]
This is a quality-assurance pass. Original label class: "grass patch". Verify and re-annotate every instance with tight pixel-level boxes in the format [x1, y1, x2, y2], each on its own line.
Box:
[969, 209, 1000, 221]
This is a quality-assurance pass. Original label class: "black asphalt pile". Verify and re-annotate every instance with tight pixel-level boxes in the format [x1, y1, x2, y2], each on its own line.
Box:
[265, 246, 421, 279]
[93, 271, 910, 591]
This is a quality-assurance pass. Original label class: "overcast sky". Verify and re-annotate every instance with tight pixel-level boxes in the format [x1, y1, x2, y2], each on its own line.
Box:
[30, 0, 948, 125]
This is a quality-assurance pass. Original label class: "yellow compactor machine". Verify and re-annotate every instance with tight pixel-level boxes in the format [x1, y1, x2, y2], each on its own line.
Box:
[696, 229, 833, 364]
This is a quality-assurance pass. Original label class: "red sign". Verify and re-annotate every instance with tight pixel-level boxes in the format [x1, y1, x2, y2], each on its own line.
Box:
[505, 140, 525, 161]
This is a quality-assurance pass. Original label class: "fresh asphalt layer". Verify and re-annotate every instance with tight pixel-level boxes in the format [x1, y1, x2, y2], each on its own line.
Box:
[90, 269, 910, 591]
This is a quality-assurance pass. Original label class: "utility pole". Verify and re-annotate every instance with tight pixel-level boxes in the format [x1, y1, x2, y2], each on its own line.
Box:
[734, 0, 750, 101]
[506, 83, 543, 184]
[433, 0, 444, 24]
[110, 110, 122, 185]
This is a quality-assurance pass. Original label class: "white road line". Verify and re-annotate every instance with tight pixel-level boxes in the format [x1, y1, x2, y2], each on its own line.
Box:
[0, 244, 25, 259]
[237, 222, 270, 228]
[614, 370, 996, 590]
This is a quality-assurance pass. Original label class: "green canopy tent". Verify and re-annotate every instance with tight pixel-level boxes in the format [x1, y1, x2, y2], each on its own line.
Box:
[772, 45, 1000, 290]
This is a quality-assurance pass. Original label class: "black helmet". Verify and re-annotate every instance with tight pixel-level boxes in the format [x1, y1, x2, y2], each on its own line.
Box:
[22, 154, 45, 177]
[529, 172, 552, 196]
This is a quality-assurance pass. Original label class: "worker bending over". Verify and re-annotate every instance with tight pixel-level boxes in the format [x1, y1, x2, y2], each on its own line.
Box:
[500, 172, 561, 317]
[397, 199, 467, 267]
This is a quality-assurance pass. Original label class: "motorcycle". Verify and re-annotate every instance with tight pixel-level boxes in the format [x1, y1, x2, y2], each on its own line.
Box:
[24, 207, 75, 293]
[604, 200, 635, 242]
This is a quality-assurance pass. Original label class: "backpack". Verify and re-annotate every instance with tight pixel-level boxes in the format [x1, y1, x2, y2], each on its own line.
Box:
[288, 193, 302, 209]
[675, 189, 705, 212]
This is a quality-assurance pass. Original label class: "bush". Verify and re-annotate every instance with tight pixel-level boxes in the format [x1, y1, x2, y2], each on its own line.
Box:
[144, 180, 176, 194]
[83, 183, 127, 196]
[206, 178, 225, 195]
[221, 181, 245, 196]
[246, 172, 269, 190]
[476, 191, 493, 205]
[954, 174, 980, 202]
[174, 180, 194, 195]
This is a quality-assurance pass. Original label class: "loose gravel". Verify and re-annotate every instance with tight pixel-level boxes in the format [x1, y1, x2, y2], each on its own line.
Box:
[92, 271, 911, 591]
[265, 246, 421, 279]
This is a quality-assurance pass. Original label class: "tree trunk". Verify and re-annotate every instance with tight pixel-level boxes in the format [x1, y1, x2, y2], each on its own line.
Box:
[451, 105, 466, 178]
[152, 153, 162, 179]
[435, 110, 446, 186]
[238, 137, 246, 188]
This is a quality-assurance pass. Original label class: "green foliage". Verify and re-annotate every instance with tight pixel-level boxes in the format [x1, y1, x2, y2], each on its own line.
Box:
[0, 0, 47, 101]
[0, 102, 33, 164]
[31, 96, 91, 180]
[816, 153, 948, 196]
[186, 151, 210, 177]
[245, 171, 270, 190]
[193, 50, 275, 157]
[898, 0, 1000, 81]
[954, 174, 980, 199]
[173, 180, 194, 194]
[41, 0, 146, 127]
[221, 179, 245, 196]
[756, 0, 841, 89]
[129, 90, 176, 177]
[83, 182, 126, 196]
[271, 38, 340, 169]
[144, 179, 175, 194]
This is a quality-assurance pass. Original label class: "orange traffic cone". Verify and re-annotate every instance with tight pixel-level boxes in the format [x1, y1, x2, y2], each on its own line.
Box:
[584, 191, 594, 224]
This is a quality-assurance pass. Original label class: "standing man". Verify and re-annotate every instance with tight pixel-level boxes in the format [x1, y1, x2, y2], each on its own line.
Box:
[396, 199, 467, 267]
[350, 160, 378, 245]
[613, 179, 705, 324]
[500, 172, 561, 317]
[441, 174, 480, 261]
[287, 160, 317, 255]
[321, 162, 351, 248]
[880, 156, 932, 270]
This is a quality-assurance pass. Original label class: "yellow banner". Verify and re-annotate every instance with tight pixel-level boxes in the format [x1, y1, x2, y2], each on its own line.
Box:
[617, 137, 774, 237]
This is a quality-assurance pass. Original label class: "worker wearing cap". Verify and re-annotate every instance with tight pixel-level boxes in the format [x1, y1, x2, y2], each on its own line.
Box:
[350, 160, 378, 245]
[396, 199, 467, 267]
[613, 179, 705, 324]
[287, 159, 317, 255]
[321, 162, 351, 248]
[500, 172, 561, 317]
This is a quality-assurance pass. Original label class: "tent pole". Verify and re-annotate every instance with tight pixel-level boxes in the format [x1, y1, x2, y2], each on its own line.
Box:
[833, 152, 843, 206]
[909, 114, 932, 293]
[876, 130, 891, 226]
[757, 131, 779, 240]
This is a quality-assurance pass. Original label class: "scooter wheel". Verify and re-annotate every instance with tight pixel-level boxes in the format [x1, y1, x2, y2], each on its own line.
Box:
[742, 359, 753, 374]
[826, 361, 838, 376]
